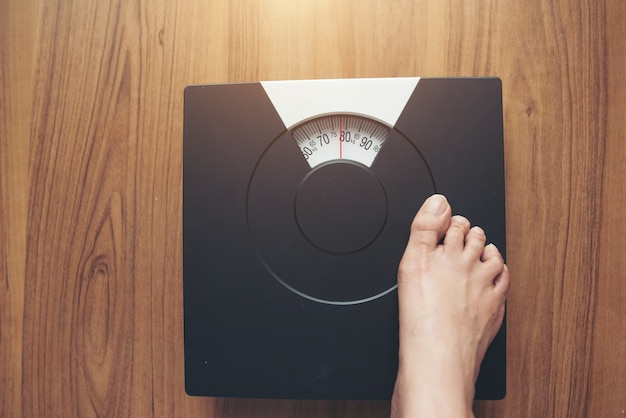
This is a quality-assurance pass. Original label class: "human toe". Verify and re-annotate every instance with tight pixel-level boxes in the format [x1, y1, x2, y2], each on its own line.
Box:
[481, 244, 507, 282]
[443, 215, 471, 251]
[481, 243, 502, 262]
[406, 194, 452, 251]
[464, 226, 487, 258]
[493, 263, 510, 295]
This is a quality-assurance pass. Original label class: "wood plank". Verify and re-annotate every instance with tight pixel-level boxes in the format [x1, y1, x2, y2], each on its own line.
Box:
[588, 1, 626, 415]
[0, 0, 43, 416]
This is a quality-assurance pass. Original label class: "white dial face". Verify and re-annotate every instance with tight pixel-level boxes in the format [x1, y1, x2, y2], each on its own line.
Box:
[291, 115, 390, 168]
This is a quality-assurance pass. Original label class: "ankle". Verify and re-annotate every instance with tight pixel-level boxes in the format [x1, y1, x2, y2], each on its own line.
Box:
[392, 369, 475, 418]
[394, 352, 476, 417]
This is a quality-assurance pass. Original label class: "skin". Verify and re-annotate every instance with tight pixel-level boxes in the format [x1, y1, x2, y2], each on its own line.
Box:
[390, 194, 510, 418]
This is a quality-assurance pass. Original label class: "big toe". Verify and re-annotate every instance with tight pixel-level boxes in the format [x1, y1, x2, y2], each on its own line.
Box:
[406, 194, 452, 251]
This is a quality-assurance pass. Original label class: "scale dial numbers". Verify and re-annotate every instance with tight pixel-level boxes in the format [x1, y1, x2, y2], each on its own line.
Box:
[291, 115, 390, 168]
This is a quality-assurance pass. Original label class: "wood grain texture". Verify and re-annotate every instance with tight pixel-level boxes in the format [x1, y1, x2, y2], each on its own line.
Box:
[1, 1, 42, 416]
[1, 0, 624, 417]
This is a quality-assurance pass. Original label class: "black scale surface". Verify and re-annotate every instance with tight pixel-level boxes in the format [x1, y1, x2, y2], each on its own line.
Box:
[183, 78, 506, 400]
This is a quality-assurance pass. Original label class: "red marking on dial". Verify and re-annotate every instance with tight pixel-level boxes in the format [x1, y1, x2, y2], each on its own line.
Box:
[339, 116, 343, 159]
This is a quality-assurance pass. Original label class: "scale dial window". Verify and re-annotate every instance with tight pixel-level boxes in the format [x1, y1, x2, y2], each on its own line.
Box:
[291, 115, 390, 168]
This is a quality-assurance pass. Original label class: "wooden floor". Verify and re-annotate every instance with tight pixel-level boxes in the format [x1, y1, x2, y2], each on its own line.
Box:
[1, 0, 625, 416]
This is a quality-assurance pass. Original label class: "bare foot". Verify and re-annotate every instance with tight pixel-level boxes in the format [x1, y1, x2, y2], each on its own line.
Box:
[390, 194, 510, 418]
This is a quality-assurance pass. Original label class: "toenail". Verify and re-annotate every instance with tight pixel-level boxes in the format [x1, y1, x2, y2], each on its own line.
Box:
[451, 215, 466, 225]
[472, 226, 485, 236]
[424, 194, 447, 214]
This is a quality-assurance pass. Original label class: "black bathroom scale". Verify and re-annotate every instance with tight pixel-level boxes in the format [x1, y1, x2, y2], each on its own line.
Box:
[183, 77, 506, 400]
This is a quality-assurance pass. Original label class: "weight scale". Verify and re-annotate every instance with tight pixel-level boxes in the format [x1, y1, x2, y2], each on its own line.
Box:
[183, 77, 506, 400]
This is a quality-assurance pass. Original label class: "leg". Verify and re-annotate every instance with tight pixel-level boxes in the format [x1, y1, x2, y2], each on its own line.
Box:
[390, 194, 510, 418]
